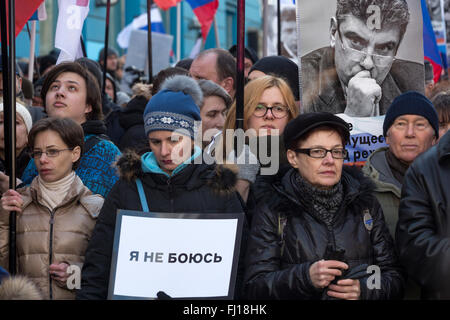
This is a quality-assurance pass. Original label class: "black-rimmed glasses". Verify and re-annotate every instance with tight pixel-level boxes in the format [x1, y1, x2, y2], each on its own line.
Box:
[294, 148, 348, 159]
[253, 104, 288, 119]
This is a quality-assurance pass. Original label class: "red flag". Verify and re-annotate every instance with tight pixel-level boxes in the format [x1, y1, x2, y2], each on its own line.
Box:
[0, 0, 44, 43]
[186, 0, 218, 40]
[154, 0, 181, 11]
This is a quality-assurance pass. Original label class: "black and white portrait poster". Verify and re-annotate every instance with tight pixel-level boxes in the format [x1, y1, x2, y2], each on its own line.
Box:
[266, 0, 298, 63]
[299, 0, 424, 165]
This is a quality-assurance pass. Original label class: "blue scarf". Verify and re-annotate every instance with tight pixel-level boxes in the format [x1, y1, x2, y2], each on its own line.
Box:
[141, 145, 202, 178]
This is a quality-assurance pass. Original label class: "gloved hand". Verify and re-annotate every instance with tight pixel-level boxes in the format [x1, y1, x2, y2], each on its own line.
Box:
[227, 144, 260, 184]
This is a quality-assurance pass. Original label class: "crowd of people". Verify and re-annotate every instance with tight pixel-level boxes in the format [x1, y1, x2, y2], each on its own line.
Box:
[0, 1, 450, 301]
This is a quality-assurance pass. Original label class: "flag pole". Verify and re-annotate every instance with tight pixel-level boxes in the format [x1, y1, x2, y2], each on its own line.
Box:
[262, 0, 268, 57]
[0, 0, 18, 275]
[277, 0, 281, 56]
[102, 0, 111, 96]
[28, 21, 37, 80]
[147, 0, 153, 83]
[296, 0, 302, 110]
[235, 0, 245, 132]
[177, 2, 181, 62]
[80, 35, 87, 58]
[213, 17, 220, 48]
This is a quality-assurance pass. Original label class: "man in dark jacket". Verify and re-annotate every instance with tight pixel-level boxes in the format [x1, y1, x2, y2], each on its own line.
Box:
[396, 130, 450, 299]
[77, 75, 245, 300]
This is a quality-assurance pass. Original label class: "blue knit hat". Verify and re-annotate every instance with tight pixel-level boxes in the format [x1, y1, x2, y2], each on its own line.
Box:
[383, 91, 439, 138]
[143, 75, 202, 139]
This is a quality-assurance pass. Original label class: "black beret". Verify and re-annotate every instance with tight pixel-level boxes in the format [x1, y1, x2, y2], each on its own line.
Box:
[284, 112, 351, 149]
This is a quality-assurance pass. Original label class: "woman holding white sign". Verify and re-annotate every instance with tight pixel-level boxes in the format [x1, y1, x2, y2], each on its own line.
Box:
[77, 75, 245, 300]
[0, 117, 104, 300]
[244, 112, 404, 300]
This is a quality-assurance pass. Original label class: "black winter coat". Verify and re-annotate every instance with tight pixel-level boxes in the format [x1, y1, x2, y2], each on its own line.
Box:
[244, 166, 404, 300]
[396, 130, 450, 299]
[117, 95, 148, 152]
[77, 151, 246, 300]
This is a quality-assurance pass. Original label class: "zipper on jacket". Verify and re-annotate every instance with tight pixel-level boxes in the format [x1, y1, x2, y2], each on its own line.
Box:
[48, 209, 55, 300]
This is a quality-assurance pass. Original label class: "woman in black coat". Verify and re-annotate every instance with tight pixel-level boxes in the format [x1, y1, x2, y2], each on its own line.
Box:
[77, 75, 245, 300]
[244, 112, 404, 300]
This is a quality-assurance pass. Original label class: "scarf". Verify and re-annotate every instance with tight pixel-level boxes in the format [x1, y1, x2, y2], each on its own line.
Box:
[292, 171, 344, 230]
[385, 149, 409, 185]
[37, 171, 76, 210]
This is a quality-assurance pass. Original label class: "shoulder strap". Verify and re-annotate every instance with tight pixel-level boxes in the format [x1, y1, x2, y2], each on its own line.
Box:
[135, 178, 149, 212]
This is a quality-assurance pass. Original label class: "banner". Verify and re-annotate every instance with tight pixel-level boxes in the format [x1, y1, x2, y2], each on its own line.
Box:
[55, 0, 90, 64]
[108, 210, 244, 299]
[117, 7, 166, 49]
[265, 0, 298, 63]
[299, 0, 424, 165]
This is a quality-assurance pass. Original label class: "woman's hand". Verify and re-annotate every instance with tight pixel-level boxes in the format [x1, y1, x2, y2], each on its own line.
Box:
[1, 189, 24, 212]
[309, 259, 348, 289]
[49, 262, 70, 287]
[327, 278, 361, 300]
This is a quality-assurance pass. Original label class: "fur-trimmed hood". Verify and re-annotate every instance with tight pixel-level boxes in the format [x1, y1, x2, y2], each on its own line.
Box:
[115, 149, 238, 196]
[0, 276, 43, 300]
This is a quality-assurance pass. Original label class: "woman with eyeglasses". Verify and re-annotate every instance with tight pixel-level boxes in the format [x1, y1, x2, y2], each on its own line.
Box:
[0, 117, 104, 300]
[210, 75, 298, 205]
[243, 112, 404, 300]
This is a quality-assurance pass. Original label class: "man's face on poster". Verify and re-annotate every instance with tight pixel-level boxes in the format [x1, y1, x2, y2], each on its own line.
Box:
[332, 15, 401, 88]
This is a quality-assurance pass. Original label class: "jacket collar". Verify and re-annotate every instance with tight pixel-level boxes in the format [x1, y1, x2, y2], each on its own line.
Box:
[276, 165, 376, 212]
[437, 130, 450, 163]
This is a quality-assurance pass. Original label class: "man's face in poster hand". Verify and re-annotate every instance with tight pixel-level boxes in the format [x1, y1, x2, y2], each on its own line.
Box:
[332, 15, 401, 87]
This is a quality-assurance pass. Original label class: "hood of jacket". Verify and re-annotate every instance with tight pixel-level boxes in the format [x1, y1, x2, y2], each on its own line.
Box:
[118, 95, 147, 130]
[81, 119, 108, 136]
[274, 165, 377, 216]
[362, 147, 401, 198]
[115, 148, 238, 196]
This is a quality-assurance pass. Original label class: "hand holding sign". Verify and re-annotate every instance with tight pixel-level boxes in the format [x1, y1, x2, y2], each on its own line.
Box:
[345, 71, 381, 117]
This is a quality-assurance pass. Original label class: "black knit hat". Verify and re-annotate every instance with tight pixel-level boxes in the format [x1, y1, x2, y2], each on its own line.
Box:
[383, 91, 439, 138]
[228, 44, 259, 64]
[249, 55, 299, 101]
[284, 112, 351, 149]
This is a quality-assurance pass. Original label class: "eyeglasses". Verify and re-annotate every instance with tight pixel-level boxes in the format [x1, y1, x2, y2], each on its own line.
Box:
[253, 104, 288, 119]
[337, 28, 396, 67]
[31, 148, 73, 159]
[294, 148, 348, 159]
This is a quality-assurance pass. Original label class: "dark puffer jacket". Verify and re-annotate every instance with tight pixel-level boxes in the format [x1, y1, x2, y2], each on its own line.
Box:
[244, 166, 404, 300]
[396, 130, 450, 300]
[76, 151, 246, 300]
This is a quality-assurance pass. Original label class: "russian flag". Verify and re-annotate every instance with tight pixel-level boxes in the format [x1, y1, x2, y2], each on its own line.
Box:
[154, 0, 181, 11]
[186, 0, 219, 40]
[117, 7, 166, 49]
[422, 0, 443, 83]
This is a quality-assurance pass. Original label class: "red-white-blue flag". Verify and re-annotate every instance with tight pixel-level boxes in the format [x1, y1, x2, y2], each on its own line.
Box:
[55, 0, 90, 64]
[0, 0, 44, 44]
[186, 0, 218, 40]
[422, 0, 443, 83]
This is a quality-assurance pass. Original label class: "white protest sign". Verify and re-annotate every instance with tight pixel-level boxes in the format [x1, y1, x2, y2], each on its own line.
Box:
[336, 113, 387, 165]
[108, 211, 243, 300]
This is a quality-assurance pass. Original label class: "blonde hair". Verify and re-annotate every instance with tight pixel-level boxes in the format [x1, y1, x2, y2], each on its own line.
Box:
[217, 75, 298, 159]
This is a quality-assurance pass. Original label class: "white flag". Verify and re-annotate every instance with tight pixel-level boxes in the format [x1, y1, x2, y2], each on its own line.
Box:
[55, 0, 90, 65]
